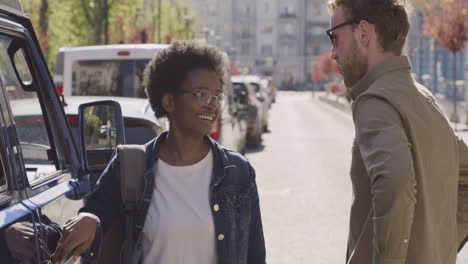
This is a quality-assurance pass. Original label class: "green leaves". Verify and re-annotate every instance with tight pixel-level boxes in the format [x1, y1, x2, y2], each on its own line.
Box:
[21, 0, 198, 72]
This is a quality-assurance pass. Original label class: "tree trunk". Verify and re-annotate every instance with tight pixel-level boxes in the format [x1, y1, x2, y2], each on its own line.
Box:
[104, 0, 109, 44]
[158, 0, 162, 43]
[39, 0, 48, 57]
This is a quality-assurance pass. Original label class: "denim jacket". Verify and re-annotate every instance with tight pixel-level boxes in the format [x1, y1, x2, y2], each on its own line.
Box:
[80, 132, 266, 264]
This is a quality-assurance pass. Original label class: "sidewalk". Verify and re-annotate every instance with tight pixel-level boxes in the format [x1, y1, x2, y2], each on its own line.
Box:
[318, 92, 468, 131]
[317, 91, 352, 114]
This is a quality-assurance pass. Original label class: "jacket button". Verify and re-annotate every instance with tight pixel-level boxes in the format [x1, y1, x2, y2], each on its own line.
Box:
[218, 234, 225, 241]
[213, 204, 219, 212]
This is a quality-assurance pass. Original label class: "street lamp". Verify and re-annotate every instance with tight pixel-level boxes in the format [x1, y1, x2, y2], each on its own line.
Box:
[203, 26, 210, 43]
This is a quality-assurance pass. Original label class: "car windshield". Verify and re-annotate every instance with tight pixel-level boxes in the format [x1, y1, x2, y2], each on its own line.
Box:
[249, 82, 260, 92]
[71, 59, 150, 98]
[233, 83, 248, 95]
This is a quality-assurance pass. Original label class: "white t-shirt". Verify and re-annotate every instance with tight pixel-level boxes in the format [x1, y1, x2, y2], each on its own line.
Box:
[141, 149, 217, 264]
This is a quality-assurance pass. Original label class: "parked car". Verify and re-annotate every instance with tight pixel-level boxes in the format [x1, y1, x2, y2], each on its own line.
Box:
[234, 75, 270, 131]
[53, 43, 169, 98]
[203, 53, 247, 154]
[231, 76, 263, 148]
[0, 2, 126, 263]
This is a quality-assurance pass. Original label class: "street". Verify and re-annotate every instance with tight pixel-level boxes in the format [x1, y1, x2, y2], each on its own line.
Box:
[246, 91, 468, 264]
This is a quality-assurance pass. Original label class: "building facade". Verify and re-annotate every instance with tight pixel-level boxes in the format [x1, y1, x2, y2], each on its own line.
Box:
[188, 0, 331, 88]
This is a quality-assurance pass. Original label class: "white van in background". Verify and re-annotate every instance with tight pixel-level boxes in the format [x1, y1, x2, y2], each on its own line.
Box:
[53, 44, 169, 97]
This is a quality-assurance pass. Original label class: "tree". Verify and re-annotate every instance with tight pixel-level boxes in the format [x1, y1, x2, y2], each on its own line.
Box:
[311, 53, 339, 81]
[21, 0, 197, 71]
[415, 0, 467, 123]
[135, 0, 196, 43]
[79, 0, 116, 44]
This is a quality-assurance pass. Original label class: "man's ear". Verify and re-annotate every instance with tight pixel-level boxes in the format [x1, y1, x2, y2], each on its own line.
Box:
[357, 20, 373, 47]
[161, 93, 175, 114]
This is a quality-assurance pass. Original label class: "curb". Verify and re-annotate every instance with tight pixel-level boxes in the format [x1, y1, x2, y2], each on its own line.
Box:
[317, 93, 468, 132]
[318, 95, 352, 114]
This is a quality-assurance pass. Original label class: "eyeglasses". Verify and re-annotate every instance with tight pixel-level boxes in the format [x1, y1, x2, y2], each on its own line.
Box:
[178, 90, 226, 107]
[326, 19, 358, 46]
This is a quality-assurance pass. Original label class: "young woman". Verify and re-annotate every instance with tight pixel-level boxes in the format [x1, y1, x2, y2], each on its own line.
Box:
[52, 41, 266, 264]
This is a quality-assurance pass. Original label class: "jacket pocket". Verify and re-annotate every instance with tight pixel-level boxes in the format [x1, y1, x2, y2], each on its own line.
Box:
[220, 188, 252, 230]
[217, 187, 253, 263]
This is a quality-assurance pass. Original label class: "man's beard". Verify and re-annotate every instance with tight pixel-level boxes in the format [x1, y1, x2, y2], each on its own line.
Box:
[342, 40, 368, 88]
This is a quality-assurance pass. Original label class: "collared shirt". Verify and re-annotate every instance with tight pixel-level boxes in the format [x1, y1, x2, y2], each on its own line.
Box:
[347, 56, 465, 264]
[350, 56, 411, 101]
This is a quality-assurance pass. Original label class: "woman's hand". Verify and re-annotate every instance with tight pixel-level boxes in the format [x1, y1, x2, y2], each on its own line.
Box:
[52, 213, 98, 263]
[5, 221, 37, 264]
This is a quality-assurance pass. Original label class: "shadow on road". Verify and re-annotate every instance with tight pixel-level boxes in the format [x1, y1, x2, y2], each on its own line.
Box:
[246, 144, 266, 154]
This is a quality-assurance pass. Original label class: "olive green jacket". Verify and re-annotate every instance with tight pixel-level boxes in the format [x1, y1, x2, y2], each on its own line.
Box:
[346, 56, 468, 264]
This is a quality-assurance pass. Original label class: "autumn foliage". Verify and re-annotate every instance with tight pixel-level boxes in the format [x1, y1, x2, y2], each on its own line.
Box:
[418, 0, 467, 53]
[311, 53, 339, 81]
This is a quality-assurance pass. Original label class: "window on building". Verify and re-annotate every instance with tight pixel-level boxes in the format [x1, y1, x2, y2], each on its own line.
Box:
[261, 45, 273, 56]
[313, 2, 322, 16]
[285, 23, 296, 34]
[208, 5, 217, 16]
[313, 45, 321, 55]
[241, 43, 250, 56]
[241, 27, 250, 38]
[282, 44, 289, 56]
[281, 43, 297, 56]
[264, 2, 270, 13]
[280, 23, 297, 36]
[261, 25, 273, 35]
[280, 3, 296, 17]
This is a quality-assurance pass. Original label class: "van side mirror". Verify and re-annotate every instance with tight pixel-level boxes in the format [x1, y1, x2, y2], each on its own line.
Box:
[78, 101, 125, 172]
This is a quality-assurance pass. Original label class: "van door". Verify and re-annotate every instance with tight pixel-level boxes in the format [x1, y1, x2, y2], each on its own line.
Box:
[0, 31, 51, 264]
[0, 13, 84, 263]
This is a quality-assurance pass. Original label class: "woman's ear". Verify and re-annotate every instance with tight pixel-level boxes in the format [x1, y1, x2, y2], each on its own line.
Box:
[161, 93, 175, 114]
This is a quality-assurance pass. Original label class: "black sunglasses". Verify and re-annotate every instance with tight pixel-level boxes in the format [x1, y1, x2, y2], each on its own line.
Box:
[326, 19, 358, 45]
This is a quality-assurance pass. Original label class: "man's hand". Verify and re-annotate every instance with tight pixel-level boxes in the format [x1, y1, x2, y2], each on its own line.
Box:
[52, 213, 98, 263]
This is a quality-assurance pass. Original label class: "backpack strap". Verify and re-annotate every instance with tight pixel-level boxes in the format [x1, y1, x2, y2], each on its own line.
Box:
[116, 144, 146, 263]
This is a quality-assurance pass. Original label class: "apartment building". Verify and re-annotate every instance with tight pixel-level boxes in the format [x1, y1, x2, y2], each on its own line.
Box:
[188, 0, 331, 88]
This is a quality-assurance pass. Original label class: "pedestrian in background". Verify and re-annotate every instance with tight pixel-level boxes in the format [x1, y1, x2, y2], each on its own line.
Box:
[326, 0, 468, 263]
[52, 40, 266, 264]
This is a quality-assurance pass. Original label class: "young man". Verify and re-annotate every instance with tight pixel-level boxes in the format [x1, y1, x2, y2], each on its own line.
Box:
[327, 0, 468, 263]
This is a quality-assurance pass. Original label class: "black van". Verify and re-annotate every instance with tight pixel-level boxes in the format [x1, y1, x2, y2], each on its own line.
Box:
[0, 2, 123, 263]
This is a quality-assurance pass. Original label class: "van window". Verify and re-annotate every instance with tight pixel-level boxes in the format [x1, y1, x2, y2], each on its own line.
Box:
[71, 59, 149, 98]
[67, 116, 160, 145]
[0, 88, 11, 205]
[0, 35, 54, 185]
[0, 155, 7, 195]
